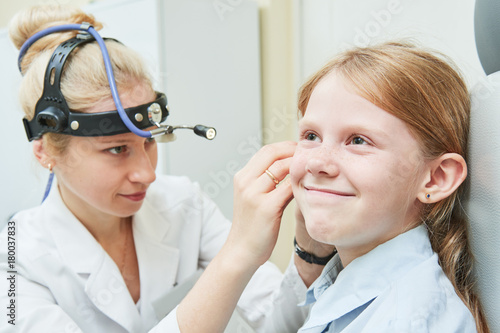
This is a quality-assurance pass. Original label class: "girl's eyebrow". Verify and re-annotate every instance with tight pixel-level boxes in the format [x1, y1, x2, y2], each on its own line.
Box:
[345, 125, 391, 140]
[298, 118, 391, 140]
[297, 117, 317, 128]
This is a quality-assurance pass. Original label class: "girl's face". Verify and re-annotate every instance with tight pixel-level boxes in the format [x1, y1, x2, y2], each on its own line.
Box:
[52, 84, 158, 223]
[290, 73, 428, 265]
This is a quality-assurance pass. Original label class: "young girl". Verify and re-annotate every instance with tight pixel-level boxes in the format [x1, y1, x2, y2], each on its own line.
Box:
[290, 42, 489, 332]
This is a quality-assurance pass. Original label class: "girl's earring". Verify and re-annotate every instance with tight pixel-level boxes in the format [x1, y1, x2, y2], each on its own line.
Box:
[48, 163, 53, 173]
[426, 193, 431, 199]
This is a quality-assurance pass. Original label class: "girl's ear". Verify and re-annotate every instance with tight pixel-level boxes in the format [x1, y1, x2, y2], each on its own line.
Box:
[418, 153, 467, 203]
[33, 139, 54, 171]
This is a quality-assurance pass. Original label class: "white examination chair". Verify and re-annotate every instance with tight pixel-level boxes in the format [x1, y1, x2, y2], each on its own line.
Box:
[466, 0, 500, 331]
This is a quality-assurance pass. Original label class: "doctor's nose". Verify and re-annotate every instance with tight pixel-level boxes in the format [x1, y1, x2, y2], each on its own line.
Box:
[128, 149, 157, 185]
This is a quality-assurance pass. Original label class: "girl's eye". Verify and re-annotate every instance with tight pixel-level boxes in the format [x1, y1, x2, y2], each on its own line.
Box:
[351, 136, 366, 145]
[107, 146, 127, 155]
[305, 132, 319, 141]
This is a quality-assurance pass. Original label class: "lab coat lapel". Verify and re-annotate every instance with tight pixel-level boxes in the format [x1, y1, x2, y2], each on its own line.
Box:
[45, 180, 101, 274]
[133, 199, 181, 322]
[85, 256, 142, 332]
[46, 178, 184, 330]
[46, 182, 142, 332]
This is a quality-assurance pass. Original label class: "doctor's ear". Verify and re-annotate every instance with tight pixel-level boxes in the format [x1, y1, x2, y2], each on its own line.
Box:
[33, 139, 55, 171]
[418, 153, 467, 203]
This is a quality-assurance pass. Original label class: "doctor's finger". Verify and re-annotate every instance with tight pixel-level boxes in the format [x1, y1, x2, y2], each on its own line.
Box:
[257, 157, 293, 191]
[240, 141, 297, 180]
[268, 176, 294, 207]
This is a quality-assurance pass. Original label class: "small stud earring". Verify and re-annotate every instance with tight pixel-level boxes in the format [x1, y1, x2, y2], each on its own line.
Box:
[426, 193, 430, 199]
[48, 163, 53, 173]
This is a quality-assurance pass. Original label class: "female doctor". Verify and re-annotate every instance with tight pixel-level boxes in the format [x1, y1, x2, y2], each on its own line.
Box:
[0, 5, 335, 333]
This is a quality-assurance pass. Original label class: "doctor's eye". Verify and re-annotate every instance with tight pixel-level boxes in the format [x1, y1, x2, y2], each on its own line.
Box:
[107, 145, 128, 155]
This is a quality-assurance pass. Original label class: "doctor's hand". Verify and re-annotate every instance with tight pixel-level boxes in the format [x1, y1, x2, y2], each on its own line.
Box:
[177, 141, 296, 333]
[228, 141, 297, 269]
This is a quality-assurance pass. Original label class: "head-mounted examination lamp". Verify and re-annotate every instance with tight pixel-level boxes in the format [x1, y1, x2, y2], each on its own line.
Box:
[18, 22, 216, 142]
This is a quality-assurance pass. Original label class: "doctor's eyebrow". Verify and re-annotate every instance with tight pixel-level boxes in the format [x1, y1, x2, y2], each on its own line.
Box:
[93, 134, 142, 144]
[95, 139, 131, 145]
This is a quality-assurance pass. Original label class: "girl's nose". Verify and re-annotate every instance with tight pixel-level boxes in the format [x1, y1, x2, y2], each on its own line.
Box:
[305, 145, 340, 177]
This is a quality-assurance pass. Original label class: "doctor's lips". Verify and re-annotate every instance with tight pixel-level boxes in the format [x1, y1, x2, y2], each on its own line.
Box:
[120, 191, 147, 201]
[304, 186, 355, 197]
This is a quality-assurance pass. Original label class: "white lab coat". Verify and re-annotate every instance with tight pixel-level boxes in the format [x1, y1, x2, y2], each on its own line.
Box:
[0, 175, 308, 333]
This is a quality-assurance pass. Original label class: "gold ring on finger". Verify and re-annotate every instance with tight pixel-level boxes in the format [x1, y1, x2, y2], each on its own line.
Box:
[265, 169, 280, 185]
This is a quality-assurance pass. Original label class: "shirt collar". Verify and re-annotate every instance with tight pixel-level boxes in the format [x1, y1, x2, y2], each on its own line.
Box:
[303, 254, 343, 306]
[301, 225, 434, 330]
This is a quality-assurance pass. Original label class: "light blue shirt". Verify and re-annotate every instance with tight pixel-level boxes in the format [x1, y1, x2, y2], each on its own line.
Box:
[299, 225, 477, 333]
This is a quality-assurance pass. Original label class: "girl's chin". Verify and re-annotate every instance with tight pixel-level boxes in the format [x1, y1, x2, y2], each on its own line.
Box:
[305, 223, 337, 244]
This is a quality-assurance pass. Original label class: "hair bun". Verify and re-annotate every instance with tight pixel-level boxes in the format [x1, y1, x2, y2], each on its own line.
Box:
[9, 5, 103, 72]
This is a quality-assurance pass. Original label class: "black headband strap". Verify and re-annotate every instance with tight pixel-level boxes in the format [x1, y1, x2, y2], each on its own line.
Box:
[23, 93, 168, 140]
[37, 36, 94, 122]
[23, 35, 168, 141]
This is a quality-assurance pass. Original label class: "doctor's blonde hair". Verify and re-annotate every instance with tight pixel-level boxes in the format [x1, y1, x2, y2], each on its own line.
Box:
[298, 42, 489, 333]
[9, 5, 154, 154]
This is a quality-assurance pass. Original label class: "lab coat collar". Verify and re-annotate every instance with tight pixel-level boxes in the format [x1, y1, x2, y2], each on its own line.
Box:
[43, 182, 143, 331]
[44, 178, 180, 331]
[301, 225, 433, 330]
[44, 178, 175, 274]
[44, 180, 103, 274]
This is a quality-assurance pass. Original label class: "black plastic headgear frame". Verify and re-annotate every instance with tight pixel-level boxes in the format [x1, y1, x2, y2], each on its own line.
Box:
[23, 35, 168, 141]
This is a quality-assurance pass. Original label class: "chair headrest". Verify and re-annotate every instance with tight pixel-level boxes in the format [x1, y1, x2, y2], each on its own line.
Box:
[475, 0, 500, 74]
